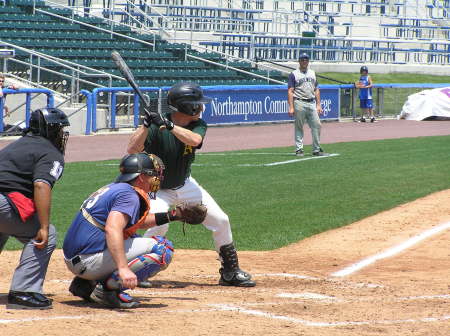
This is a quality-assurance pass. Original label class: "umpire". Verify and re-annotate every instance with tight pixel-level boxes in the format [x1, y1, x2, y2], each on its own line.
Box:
[287, 53, 325, 156]
[0, 108, 69, 309]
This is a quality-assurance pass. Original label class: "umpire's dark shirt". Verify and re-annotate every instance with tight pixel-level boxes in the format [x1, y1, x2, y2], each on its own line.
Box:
[0, 134, 65, 198]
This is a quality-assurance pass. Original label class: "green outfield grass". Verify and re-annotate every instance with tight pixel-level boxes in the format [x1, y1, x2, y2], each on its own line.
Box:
[3, 135, 450, 251]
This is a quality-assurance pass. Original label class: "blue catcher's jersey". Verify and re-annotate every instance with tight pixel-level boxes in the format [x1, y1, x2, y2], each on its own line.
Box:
[63, 183, 141, 259]
[359, 75, 372, 100]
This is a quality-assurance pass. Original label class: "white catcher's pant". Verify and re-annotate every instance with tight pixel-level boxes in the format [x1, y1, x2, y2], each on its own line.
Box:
[144, 176, 233, 251]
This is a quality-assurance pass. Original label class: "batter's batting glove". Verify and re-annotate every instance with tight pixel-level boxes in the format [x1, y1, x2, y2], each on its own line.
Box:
[142, 109, 152, 128]
[149, 111, 174, 131]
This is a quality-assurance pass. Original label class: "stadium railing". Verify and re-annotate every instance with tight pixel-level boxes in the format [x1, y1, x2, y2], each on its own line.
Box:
[0, 87, 54, 132]
[84, 83, 450, 135]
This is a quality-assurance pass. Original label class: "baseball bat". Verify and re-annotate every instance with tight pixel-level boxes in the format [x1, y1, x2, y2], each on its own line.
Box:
[111, 50, 167, 123]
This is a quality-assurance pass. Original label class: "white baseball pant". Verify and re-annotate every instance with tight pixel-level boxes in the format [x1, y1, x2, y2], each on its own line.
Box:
[144, 176, 233, 251]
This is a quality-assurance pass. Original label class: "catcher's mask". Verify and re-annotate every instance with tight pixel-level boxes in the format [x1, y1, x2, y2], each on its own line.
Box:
[116, 153, 165, 198]
[28, 108, 70, 154]
[167, 82, 212, 116]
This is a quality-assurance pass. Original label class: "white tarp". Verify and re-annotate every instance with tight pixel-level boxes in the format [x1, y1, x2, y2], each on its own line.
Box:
[399, 87, 450, 120]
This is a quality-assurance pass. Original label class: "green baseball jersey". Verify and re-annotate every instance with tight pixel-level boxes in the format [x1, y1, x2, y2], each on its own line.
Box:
[144, 114, 207, 189]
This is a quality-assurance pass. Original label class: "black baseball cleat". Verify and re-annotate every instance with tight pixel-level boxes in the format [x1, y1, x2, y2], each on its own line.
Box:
[90, 284, 140, 309]
[295, 149, 304, 157]
[7, 291, 53, 309]
[370, 117, 376, 123]
[137, 280, 152, 288]
[360, 117, 366, 122]
[218, 243, 256, 287]
[69, 276, 96, 302]
[219, 268, 256, 287]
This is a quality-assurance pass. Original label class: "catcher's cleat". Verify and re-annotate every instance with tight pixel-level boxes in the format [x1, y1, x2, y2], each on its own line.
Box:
[137, 280, 152, 288]
[69, 276, 96, 302]
[219, 268, 256, 287]
[218, 242, 256, 287]
[90, 284, 140, 309]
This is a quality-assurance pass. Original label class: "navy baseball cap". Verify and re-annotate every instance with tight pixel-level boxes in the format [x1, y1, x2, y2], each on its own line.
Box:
[299, 53, 310, 60]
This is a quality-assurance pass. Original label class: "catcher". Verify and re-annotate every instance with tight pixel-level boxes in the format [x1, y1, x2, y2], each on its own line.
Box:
[63, 152, 206, 308]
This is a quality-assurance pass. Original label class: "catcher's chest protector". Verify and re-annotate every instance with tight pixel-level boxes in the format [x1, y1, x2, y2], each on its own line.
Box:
[123, 187, 151, 239]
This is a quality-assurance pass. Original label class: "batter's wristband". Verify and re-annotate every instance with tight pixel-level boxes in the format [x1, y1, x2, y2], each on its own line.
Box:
[165, 120, 174, 131]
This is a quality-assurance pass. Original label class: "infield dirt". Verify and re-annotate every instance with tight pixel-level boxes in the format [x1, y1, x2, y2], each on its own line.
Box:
[0, 120, 449, 335]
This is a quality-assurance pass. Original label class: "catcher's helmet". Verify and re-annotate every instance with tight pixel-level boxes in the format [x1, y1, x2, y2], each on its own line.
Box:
[360, 66, 369, 74]
[29, 108, 70, 154]
[167, 82, 212, 116]
[299, 53, 310, 61]
[116, 153, 165, 183]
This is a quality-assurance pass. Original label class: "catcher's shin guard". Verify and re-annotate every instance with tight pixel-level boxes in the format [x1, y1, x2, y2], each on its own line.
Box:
[69, 276, 96, 302]
[218, 243, 256, 287]
[105, 236, 174, 290]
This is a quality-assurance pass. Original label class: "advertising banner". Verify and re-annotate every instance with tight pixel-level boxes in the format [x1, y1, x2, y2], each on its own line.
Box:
[201, 85, 340, 125]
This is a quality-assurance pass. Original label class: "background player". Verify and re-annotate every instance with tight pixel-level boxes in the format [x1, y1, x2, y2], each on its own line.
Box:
[127, 82, 256, 288]
[0, 108, 69, 309]
[287, 53, 325, 156]
[357, 66, 375, 123]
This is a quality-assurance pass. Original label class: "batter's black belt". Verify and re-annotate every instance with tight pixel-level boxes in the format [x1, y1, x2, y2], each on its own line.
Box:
[295, 97, 315, 102]
[170, 181, 186, 190]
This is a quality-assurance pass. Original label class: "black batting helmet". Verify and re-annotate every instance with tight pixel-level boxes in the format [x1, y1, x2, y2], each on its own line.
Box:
[116, 153, 165, 183]
[360, 66, 369, 74]
[29, 108, 70, 154]
[167, 82, 212, 116]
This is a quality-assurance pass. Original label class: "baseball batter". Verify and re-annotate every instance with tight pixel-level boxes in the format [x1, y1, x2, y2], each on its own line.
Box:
[0, 108, 70, 309]
[287, 53, 325, 156]
[127, 82, 255, 287]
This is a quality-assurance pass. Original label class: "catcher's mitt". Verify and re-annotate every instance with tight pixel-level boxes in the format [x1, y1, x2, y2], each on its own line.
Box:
[175, 203, 207, 225]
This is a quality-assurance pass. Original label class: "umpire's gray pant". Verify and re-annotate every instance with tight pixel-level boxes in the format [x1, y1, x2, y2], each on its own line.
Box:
[0, 194, 56, 293]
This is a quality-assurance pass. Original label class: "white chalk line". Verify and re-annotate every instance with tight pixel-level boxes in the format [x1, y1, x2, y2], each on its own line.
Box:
[276, 292, 339, 301]
[0, 313, 123, 325]
[275, 292, 450, 303]
[191, 272, 384, 289]
[238, 153, 340, 167]
[197, 152, 292, 156]
[206, 304, 450, 327]
[331, 220, 450, 277]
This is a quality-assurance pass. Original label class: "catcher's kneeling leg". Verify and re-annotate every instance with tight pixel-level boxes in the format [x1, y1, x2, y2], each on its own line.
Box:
[105, 236, 174, 290]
